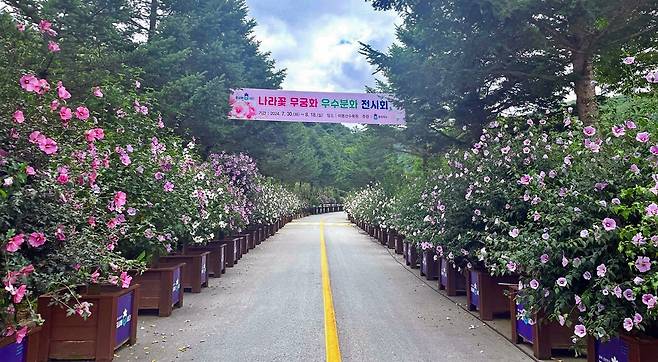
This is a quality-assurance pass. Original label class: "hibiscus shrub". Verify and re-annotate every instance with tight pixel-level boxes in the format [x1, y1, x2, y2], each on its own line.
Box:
[1, 16, 302, 342]
[346, 85, 658, 346]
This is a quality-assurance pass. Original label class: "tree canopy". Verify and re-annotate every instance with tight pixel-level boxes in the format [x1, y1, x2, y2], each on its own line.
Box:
[363, 0, 658, 158]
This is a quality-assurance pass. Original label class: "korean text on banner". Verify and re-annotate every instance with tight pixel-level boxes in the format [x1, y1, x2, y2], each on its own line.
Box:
[228, 88, 405, 125]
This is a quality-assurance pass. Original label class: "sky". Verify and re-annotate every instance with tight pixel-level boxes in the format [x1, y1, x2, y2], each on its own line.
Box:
[245, 0, 400, 93]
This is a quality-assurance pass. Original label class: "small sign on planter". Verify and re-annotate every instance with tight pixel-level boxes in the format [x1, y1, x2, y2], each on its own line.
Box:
[172, 267, 181, 306]
[469, 270, 480, 310]
[201, 256, 207, 281]
[595, 337, 629, 362]
[440, 262, 448, 288]
[115, 291, 134, 347]
[515, 303, 534, 343]
[0, 336, 27, 362]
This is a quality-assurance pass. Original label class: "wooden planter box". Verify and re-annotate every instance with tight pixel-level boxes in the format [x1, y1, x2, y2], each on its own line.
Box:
[131, 263, 184, 317]
[394, 235, 404, 255]
[246, 231, 256, 250]
[386, 231, 396, 249]
[466, 269, 517, 320]
[158, 252, 209, 293]
[439, 257, 466, 296]
[0, 323, 41, 362]
[215, 237, 239, 267]
[234, 235, 244, 261]
[380, 230, 388, 245]
[258, 226, 265, 243]
[420, 250, 439, 280]
[404, 242, 419, 268]
[508, 286, 572, 359]
[234, 235, 248, 256]
[250, 227, 261, 245]
[37, 284, 139, 362]
[588, 334, 658, 362]
[184, 243, 226, 277]
[368, 225, 375, 237]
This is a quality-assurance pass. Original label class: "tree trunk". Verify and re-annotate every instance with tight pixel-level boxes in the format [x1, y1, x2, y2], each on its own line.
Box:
[571, 50, 598, 125]
[147, 0, 159, 42]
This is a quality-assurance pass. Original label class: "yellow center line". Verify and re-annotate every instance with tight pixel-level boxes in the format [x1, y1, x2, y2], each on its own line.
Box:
[291, 222, 351, 226]
[320, 221, 342, 362]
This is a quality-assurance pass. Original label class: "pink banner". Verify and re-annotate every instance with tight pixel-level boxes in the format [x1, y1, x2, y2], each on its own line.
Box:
[228, 88, 405, 125]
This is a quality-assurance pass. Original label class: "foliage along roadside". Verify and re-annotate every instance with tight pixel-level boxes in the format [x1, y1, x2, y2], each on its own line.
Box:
[346, 84, 658, 347]
[0, 17, 305, 341]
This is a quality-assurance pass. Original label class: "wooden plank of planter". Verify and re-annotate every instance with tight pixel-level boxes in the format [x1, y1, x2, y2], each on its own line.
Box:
[247, 231, 256, 249]
[184, 243, 226, 278]
[37, 284, 140, 362]
[131, 263, 184, 317]
[403, 241, 409, 264]
[158, 252, 209, 293]
[239, 235, 248, 254]
[214, 238, 239, 267]
[439, 258, 467, 296]
[406, 243, 419, 268]
[379, 230, 388, 245]
[420, 250, 439, 280]
[386, 231, 395, 249]
[256, 227, 264, 244]
[0, 322, 41, 362]
[465, 269, 517, 321]
[508, 286, 572, 359]
[394, 235, 404, 255]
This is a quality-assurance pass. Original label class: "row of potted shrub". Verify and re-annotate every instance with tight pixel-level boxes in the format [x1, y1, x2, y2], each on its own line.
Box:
[345, 82, 658, 361]
[309, 204, 344, 215]
[0, 19, 306, 362]
[0, 214, 296, 362]
[350, 216, 657, 362]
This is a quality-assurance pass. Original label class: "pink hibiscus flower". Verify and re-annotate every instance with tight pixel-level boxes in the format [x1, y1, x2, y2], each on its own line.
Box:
[635, 256, 652, 273]
[75, 106, 90, 120]
[6, 234, 25, 252]
[20, 74, 40, 92]
[12, 110, 24, 124]
[636, 132, 650, 143]
[38, 137, 58, 155]
[48, 41, 60, 53]
[28, 232, 46, 248]
[602, 218, 617, 231]
[59, 107, 73, 121]
[120, 271, 132, 288]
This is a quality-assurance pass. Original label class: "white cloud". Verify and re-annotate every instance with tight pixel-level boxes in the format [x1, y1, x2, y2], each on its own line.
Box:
[247, 0, 400, 93]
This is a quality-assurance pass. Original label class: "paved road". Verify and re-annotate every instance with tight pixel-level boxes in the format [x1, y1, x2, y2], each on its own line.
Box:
[116, 213, 533, 362]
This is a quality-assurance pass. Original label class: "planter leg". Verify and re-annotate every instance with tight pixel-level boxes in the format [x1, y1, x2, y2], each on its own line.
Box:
[533, 321, 552, 359]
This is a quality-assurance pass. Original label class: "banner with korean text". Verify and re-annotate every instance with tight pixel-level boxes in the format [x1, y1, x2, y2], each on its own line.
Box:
[228, 88, 405, 125]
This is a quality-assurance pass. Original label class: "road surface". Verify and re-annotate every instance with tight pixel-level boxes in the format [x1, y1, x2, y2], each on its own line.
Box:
[116, 212, 534, 362]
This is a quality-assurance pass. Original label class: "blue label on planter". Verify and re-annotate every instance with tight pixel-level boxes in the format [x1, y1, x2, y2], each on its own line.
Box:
[172, 267, 181, 306]
[469, 271, 479, 310]
[201, 255, 207, 280]
[596, 337, 629, 362]
[0, 336, 27, 362]
[440, 260, 448, 288]
[515, 303, 534, 343]
[115, 291, 133, 347]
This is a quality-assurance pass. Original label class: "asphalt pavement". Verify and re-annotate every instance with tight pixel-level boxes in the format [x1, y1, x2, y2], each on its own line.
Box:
[116, 212, 534, 362]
